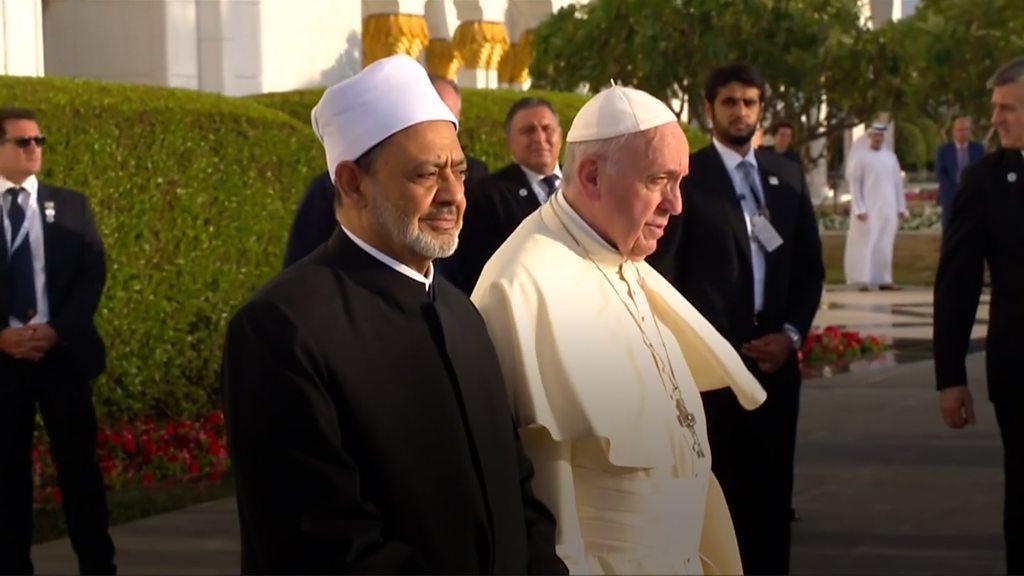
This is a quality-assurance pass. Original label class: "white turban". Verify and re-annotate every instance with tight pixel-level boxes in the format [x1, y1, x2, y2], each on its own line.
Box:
[311, 55, 458, 180]
[566, 86, 677, 143]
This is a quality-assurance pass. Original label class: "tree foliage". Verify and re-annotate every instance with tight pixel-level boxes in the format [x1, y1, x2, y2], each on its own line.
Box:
[892, 0, 1024, 140]
[531, 0, 901, 162]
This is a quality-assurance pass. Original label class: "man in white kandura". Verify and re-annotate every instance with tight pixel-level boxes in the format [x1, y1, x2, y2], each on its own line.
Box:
[472, 86, 767, 575]
[843, 123, 907, 291]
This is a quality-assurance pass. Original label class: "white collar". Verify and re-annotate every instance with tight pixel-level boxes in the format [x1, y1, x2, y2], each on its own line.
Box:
[520, 164, 562, 188]
[713, 138, 758, 172]
[0, 174, 39, 198]
[340, 225, 433, 291]
[552, 190, 625, 269]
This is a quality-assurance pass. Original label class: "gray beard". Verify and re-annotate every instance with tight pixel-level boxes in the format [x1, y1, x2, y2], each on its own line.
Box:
[366, 193, 460, 260]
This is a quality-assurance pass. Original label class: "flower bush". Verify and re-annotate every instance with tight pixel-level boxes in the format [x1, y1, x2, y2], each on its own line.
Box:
[816, 202, 941, 232]
[32, 412, 229, 505]
[799, 325, 888, 365]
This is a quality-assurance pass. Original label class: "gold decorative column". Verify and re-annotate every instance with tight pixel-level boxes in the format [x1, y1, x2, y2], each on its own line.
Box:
[425, 38, 462, 80]
[451, 21, 509, 77]
[499, 28, 533, 86]
[362, 13, 430, 68]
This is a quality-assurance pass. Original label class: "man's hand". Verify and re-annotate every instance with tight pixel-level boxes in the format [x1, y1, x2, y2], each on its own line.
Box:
[740, 332, 792, 374]
[27, 324, 60, 355]
[899, 211, 909, 222]
[940, 386, 975, 429]
[0, 327, 45, 361]
[856, 213, 868, 222]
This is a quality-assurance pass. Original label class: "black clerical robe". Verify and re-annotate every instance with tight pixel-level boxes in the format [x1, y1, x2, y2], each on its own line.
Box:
[222, 229, 564, 575]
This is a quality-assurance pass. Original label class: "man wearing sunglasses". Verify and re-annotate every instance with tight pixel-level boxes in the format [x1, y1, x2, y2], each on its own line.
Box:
[0, 108, 114, 574]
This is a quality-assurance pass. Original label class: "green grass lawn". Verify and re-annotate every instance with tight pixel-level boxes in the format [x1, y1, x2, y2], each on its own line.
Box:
[821, 231, 942, 286]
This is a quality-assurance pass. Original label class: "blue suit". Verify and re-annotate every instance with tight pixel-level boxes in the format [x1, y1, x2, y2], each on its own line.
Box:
[935, 140, 985, 230]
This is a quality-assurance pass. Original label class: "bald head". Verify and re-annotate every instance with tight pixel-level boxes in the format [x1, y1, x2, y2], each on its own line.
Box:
[430, 76, 462, 120]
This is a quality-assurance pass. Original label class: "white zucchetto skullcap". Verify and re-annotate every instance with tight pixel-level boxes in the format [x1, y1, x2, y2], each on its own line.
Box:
[869, 123, 888, 133]
[566, 86, 678, 143]
[311, 55, 458, 179]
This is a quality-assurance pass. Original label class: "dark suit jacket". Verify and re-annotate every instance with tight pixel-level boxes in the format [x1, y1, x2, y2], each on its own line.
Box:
[456, 164, 546, 293]
[650, 146, 824, 352]
[0, 183, 106, 380]
[936, 140, 985, 215]
[285, 158, 489, 268]
[934, 148, 1024, 403]
[223, 230, 564, 574]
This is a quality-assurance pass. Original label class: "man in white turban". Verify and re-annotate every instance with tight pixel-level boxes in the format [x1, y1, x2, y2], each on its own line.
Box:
[472, 86, 766, 574]
[844, 123, 908, 290]
[221, 55, 565, 574]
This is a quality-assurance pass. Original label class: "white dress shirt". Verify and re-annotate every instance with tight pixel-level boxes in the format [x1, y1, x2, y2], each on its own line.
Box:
[713, 138, 766, 313]
[341, 225, 433, 292]
[520, 164, 563, 205]
[1, 174, 50, 326]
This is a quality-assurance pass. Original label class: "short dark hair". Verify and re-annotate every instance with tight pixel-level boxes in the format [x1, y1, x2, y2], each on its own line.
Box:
[504, 97, 558, 135]
[770, 120, 794, 134]
[704, 64, 767, 104]
[987, 56, 1024, 89]
[0, 108, 38, 138]
[428, 75, 460, 96]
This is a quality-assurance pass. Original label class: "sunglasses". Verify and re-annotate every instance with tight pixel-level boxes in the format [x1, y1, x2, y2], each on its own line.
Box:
[2, 136, 46, 149]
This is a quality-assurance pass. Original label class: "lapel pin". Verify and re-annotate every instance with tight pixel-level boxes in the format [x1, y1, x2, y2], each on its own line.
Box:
[518, 188, 528, 197]
[43, 201, 56, 223]
[768, 176, 779, 186]
[1008, 172, 1018, 183]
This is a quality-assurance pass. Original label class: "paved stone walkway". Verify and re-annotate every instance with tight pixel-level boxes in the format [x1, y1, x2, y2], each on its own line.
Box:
[33, 287, 1006, 574]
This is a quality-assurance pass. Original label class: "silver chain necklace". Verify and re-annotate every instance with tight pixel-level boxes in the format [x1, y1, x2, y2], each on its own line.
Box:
[550, 201, 706, 459]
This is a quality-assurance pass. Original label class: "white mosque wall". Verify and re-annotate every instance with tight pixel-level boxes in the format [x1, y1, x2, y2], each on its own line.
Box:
[257, 1, 361, 94]
[41, 0, 359, 96]
[0, 0, 45, 77]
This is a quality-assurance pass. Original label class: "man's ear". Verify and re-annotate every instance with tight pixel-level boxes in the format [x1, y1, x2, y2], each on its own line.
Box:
[576, 156, 603, 201]
[704, 100, 714, 126]
[335, 162, 368, 209]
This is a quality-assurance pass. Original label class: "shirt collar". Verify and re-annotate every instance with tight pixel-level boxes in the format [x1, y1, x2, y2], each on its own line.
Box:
[0, 174, 38, 198]
[340, 225, 433, 291]
[713, 138, 758, 172]
[552, 190, 625, 270]
[520, 164, 562, 189]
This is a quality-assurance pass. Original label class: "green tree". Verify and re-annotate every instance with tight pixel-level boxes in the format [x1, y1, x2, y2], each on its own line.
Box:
[531, 0, 902, 163]
[895, 120, 926, 171]
[895, 0, 1024, 137]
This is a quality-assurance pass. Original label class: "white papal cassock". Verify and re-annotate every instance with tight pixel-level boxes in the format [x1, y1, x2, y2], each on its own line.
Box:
[472, 191, 767, 575]
[843, 145, 906, 286]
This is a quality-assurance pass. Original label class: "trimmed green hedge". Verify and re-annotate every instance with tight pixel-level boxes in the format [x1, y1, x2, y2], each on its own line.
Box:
[3, 76, 712, 424]
[251, 87, 712, 172]
[0, 76, 322, 422]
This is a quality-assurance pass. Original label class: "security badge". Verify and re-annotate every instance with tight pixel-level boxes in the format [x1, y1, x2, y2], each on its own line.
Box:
[43, 201, 56, 223]
[518, 188, 529, 197]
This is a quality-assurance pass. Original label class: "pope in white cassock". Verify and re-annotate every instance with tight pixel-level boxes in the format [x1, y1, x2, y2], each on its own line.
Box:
[843, 124, 907, 290]
[471, 86, 767, 574]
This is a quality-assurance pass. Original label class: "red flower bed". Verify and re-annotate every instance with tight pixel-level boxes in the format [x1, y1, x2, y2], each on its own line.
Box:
[32, 412, 229, 505]
[799, 325, 888, 365]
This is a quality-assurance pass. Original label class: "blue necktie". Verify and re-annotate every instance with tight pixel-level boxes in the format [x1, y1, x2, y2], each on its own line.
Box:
[736, 160, 766, 214]
[5, 187, 37, 323]
[540, 174, 560, 203]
